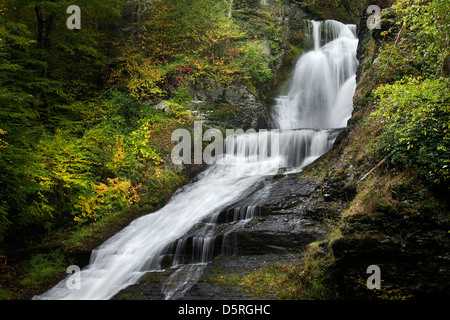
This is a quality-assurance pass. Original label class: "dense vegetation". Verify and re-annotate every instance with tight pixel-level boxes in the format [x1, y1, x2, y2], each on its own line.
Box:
[0, 0, 282, 250]
[371, 0, 449, 185]
[0, 0, 195, 250]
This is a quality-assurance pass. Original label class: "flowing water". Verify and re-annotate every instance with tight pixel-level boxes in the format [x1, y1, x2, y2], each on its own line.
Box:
[34, 20, 358, 300]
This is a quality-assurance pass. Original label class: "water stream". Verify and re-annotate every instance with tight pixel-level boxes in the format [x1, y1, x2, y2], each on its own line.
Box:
[34, 20, 358, 300]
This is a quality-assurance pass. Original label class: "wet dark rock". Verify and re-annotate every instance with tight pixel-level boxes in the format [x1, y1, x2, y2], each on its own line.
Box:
[222, 216, 326, 256]
[260, 176, 318, 214]
[181, 253, 305, 300]
[188, 79, 271, 131]
[330, 210, 450, 300]
[114, 253, 304, 300]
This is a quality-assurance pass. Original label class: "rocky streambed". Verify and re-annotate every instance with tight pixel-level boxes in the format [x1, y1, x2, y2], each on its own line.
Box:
[113, 171, 334, 300]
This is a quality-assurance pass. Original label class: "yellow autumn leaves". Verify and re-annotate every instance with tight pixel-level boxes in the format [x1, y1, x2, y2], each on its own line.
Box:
[74, 178, 142, 223]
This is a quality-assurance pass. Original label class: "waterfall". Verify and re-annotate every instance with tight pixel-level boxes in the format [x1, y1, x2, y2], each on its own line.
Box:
[34, 20, 358, 300]
[272, 20, 358, 130]
[270, 19, 358, 170]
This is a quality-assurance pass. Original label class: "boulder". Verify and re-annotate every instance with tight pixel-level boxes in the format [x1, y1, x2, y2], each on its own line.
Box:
[188, 78, 271, 131]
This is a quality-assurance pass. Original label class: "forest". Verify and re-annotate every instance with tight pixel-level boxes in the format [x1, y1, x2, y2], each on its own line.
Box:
[0, 0, 271, 247]
[0, 0, 449, 300]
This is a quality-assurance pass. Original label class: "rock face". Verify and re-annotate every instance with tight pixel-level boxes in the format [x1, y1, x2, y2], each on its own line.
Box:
[188, 79, 271, 131]
[331, 212, 450, 299]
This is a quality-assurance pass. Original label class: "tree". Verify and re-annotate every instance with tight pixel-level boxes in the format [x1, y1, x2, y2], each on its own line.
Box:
[228, 0, 233, 18]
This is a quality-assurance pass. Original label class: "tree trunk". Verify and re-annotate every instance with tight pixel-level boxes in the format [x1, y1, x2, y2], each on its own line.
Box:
[281, 0, 287, 25]
[35, 6, 44, 49]
[228, 0, 233, 18]
[443, 54, 450, 76]
[33, 4, 54, 108]
[44, 13, 54, 49]
[34, 5, 54, 50]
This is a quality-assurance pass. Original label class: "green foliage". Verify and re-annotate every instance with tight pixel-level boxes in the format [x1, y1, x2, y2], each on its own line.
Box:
[234, 41, 273, 90]
[373, 41, 420, 81]
[301, 0, 361, 23]
[0, 287, 14, 300]
[375, 0, 450, 81]
[372, 77, 450, 184]
[0, 86, 191, 246]
[0, 0, 130, 244]
[138, 0, 240, 61]
[392, 0, 450, 76]
[171, 80, 193, 104]
[116, 50, 166, 103]
[19, 250, 67, 290]
[123, 0, 279, 97]
[74, 178, 141, 223]
[368, 0, 450, 187]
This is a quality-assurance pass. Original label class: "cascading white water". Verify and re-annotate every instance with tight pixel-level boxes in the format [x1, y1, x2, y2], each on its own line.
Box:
[272, 20, 358, 130]
[34, 20, 358, 300]
[269, 19, 358, 172]
[35, 157, 281, 300]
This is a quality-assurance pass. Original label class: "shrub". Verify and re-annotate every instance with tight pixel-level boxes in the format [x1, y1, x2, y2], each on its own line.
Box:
[235, 41, 273, 90]
[372, 76, 450, 184]
[74, 178, 142, 223]
[19, 251, 67, 290]
[392, 0, 450, 76]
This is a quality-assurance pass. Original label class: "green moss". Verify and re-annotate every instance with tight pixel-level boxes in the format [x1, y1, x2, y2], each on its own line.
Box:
[0, 288, 14, 300]
[355, 278, 414, 300]
[207, 105, 245, 121]
[19, 250, 69, 291]
[206, 271, 244, 288]
[235, 242, 337, 300]
[240, 264, 295, 299]
[171, 81, 194, 104]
